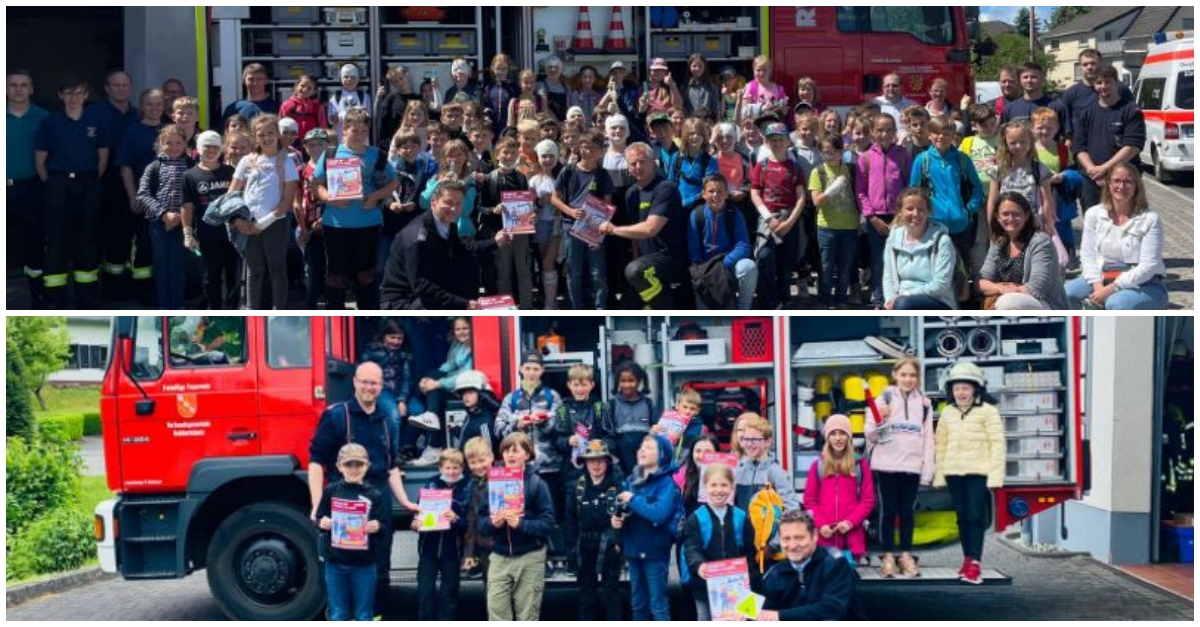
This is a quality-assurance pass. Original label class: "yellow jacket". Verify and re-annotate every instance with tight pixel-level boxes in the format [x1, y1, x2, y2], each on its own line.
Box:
[933, 402, 1005, 489]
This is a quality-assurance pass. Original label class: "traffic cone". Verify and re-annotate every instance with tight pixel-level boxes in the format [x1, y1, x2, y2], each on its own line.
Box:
[571, 7, 595, 52]
[605, 6, 631, 51]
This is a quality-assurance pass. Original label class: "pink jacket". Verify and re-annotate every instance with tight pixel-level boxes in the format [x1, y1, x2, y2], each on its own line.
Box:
[865, 386, 936, 485]
[856, 143, 912, 217]
[803, 457, 876, 558]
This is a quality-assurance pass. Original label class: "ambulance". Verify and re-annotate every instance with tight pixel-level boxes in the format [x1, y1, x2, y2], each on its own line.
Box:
[1134, 34, 1194, 182]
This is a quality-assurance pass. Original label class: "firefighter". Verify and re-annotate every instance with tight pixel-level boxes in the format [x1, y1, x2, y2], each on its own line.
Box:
[35, 76, 111, 309]
[89, 70, 140, 300]
[7, 69, 50, 308]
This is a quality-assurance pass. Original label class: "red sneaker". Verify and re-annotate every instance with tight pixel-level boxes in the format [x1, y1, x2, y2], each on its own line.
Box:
[956, 557, 971, 580]
[962, 560, 983, 585]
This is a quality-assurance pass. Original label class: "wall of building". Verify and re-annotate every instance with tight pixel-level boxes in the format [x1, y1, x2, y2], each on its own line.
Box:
[48, 318, 113, 385]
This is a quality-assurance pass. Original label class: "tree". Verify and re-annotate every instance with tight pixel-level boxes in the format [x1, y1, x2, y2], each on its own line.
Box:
[7, 317, 70, 411]
[6, 339, 35, 442]
[1016, 8, 1032, 38]
[976, 33, 1058, 83]
[1048, 7, 1093, 32]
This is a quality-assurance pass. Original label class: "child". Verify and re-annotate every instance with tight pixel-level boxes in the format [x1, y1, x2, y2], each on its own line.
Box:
[539, 116, 561, 144]
[844, 117, 872, 168]
[469, 122, 496, 174]
[412, 318, 474, 465]
[137, 124, 192, 310]
[508, 69, 545, 129]
[802, 414, 876, 563]
[479, 137, 533, 306]
[558, 121, 582, 167]
[316, 108, 398, 311]
[278, 117, 304, 170]
[608, 360, 658, 476]
[425, 122, 449, 165]
[315, 444, 387, 622]
[640, 57, 683, 117]
[675, 117, 720, 208]
[557, 364, 615, 465]
[399, 100, 431, 150]
[738, 116, 765, 162]
[687, 175, 757, 310]
[910, 116, 984, 270]
[362, 320, 416, 451]
[652, 389, 705, 458]
[751, 122, 807, 310]
[902, 107, 932, 158]
[738, 56, 788, 123]
[480, 432, 556, 621]
[516, 119, 542, 177]
[461, 436, 496, 581]
[682, 463, 760, 621]
[961, 104, 1001, 204]
[734, 414, 800, 511]
[182, 131, 241, 310]
[611, 434, 682, 621]
[820, 110, 843, 141]
[170, 97, 202, 159]
[453, 370, 500, 454]
[569, 65, 603, 123]
[328, 64, 371, 144]
[420, 139, 478, 240]
[790, 113, 823, 175]
[484, 54, 518, 136]
[384, 131, 433, 279]
[413, 449, 472, 621]
[565, 440, 624, 620]
[810, 135, 862, 308]
[865, 357, 934, 579]
[553, 128, 614, 310]
[1031, 107, 1079, 257]
[529, 139, 564, 309]
[648, 113, 679, 174]
[684, 54, 722, 121]
[933, 362, 1005, 585]
[674, 434, 721, 516]
[294, 128, 330, 309]
[279, 74, 328, 149]
[987, 119, 1056, 232]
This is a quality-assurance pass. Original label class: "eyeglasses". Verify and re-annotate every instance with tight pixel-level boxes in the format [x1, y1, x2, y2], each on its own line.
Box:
[1109, 179, 1137, 187]
[740, 437, 766, 445]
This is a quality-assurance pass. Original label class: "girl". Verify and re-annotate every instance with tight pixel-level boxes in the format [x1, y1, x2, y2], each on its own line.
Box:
[683, 54, 722, 122]
[640, 58, 683, 117]
[223, 130, 252, 168]
[803, 414, 876, 563]
[675, 117, 720, 208]
[398, 100, 430, 150]
[529, 139, 564, 310]
[420, 139, 478, 239]
[682, 462, 759, 621]
[558, 121, 582, 167]
[795, 77, 824, 115]
[507, 69, 545, 130]
[230, 114, 298, 310]
[674, 434, 721, 517]
[222, 113, 249, 136]
[137, 124, 192, 309]
[183, 131, 243, 310]
[882, 187, 957, 311]
[987, 120, 1056, 234]
[608, 361, 657, 476]
[279, 74, 328, 148]
[612, 434, 681, 622]
[537, 56, 570, 122]
[713, 122, 753, 227]
[865, 358, 934, 578]
[569, 65, 603, 123]
[484, 53, 518, 136]
[375, 66, 419, 145]
[820, 110, 843, 143]
[412, 318, 474, 464]
[845, 117, 872, 166]
[810, 135, 861, 308]
[719, 67, 746, 125]
[857, 114, 912, 309]
[933, 362, 1004, 586]
[738, 56, 788, 123]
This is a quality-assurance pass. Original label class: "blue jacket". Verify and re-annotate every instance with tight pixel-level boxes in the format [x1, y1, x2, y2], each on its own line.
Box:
[910, 146, 983, 235]
[476, 466, 557, 557]
[688, 205, 752, 269]
[435, 341, 473, 391]
[620, 434, 682, 562]
[362, 344, 413, 400]
[882, 221, 957, 309]
[762, 546, 860, 621]
[674, 152, 720, 208]
[416, 475, 472, 560]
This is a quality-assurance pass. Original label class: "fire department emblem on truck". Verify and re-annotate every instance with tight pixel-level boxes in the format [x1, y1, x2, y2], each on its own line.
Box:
[177, 393, 198, 418]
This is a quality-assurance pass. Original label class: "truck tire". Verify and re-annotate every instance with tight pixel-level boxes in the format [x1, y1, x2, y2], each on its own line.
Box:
[206, 503, 324, 621]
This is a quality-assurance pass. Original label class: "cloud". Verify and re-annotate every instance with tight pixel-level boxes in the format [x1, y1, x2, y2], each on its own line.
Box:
[982, 6, 1060, 26]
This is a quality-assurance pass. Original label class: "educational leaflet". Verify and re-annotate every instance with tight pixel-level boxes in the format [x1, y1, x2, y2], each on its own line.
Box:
[477, 296, 518, 310]
[697, 452, 739, 504]
[326, 157, 364, 202]
[568, 195, 616, 247]
[488, 467, 525, 515]
[705, 558, 755, 621]
[657, 410, 691, 446]
[417, 489, 453, 532]
[500, 191, 537, 235]
[572, 423, 592, 464]
[330, 497, 370, 551]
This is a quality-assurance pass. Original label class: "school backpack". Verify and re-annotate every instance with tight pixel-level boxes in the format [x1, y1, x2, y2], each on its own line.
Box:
[812, 457, 865, 500]
[917, 149, 975, 213]
[679, 505, 748, 587]
[747, 482, 787, 572]
[508, 386, 556, 413]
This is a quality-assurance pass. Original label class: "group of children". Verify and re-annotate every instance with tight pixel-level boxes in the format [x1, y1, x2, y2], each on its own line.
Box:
[318, 340, 1007, 620]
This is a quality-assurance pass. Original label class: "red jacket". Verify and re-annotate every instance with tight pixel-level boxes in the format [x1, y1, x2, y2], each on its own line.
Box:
[279, 95, 329, 145]
[803, 457, 876, 558]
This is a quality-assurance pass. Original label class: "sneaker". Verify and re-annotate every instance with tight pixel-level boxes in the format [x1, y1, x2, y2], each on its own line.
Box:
[961, 560, 983, 585]
[957, 557, 971, 581]
[898, 554, 920, 578]
[408, 412, 441, 432]
[880, 554, 898, 578]
[410, 447, 444, 467]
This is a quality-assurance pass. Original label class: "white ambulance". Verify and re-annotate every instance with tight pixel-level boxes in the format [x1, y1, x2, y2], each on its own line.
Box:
[1134, 34, 1194, 182]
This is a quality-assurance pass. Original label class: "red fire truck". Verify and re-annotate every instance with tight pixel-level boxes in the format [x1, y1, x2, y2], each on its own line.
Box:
[96, 315, 1085, 620]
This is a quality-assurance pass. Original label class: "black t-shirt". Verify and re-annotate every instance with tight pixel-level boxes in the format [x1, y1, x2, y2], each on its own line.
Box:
[555, 163, 614, 229]
[182, 164, 235, 240]
[315, 480, 388, 567]
[1073, 95, 1146, 167]
[625, 175, 686, 258]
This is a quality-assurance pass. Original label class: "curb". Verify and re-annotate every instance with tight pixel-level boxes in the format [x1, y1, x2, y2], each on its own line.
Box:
[999, 532, 1091, 559]
[6, 567, 113, 608]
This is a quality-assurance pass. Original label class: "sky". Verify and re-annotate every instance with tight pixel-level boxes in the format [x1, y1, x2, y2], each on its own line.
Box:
[982, 6, 1061, 25]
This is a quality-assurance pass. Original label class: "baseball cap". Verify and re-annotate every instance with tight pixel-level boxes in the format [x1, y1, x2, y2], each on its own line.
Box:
[340, 64, 360, 79]
[719, 66, 737, 77]
[337, 443, 370, 466]
[522, 351, 544, 366]
[649, 57, 669, 71]
[648, 112, 672, 128]
[278, 117, 299, 134]
[196, 130, 223, 150]
[304, 128, 331, 143]
[764, 122, 789, 138]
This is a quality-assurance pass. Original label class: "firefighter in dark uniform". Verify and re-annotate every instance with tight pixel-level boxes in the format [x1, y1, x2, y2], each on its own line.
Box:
[88, 70, 140, 299]
[7, 69, 50, 308]
[35, 76, 111, 309]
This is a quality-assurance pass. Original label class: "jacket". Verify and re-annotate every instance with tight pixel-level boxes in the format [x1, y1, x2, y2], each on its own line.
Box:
[496, 383, 566, 475]
[856, 143, 912, 217]
[565, 469, 622, 552]
[279, 95, 329, 144]
[981, 231, 1070, 310]
[361, 344, 413, 399]
[380, 211, 492, 310]
[476, 466, 556, 557]
[416, 475, 472, 561]
[308, 399, 397, 489]
[420, 176, 479, 238]
[315, 480, 388, 567]
[910, 146, 984, 235]
[865, 387, 936, 483]
[608, 394, 657, 435]
[554, 397, 616, 467]
[462, 474, 494, 561]
[802, 457, 876, 557]
[734, 456, 800, 512]
[1078, 206, 1165, 290]
[201, 190, 253, 254]
[882, 221, 957, 309]
[681, 504, 760, 593]
[458, 395, 500, 454]
[934, 401, 1005, 489]
[688, 205, 752, 269]
[137, 154, 191, 221]
[762, 546, 859, 621]
[620, 434, 682, 561]
[435, 341, 473, 390]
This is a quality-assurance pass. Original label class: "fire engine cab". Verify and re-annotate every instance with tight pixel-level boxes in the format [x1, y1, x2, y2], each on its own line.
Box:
[96, 315, 1086, 620]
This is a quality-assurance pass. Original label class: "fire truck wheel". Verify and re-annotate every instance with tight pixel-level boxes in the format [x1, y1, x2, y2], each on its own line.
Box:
[207, 503, 324, 621]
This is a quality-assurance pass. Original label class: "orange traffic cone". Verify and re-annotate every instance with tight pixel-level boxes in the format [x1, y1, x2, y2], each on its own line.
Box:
[571, 6, 595, 51]
[605, 6, 631, 51]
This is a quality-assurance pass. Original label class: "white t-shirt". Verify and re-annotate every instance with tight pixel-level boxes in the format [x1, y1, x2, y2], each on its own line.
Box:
[234, 153, 300, 220]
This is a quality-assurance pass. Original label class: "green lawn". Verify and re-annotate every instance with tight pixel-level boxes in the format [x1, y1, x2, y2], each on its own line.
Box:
[78, 475, 113, 518]
[33, 386, 100, 416]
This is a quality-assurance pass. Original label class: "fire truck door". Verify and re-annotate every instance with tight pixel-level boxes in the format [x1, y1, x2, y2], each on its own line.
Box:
[257, 317, 326, 461]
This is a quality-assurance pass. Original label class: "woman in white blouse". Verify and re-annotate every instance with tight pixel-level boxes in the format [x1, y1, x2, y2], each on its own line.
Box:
[1065, 163, 1168, 310]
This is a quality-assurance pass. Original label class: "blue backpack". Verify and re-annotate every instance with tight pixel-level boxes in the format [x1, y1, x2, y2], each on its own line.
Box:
[680, 506, 748, 587]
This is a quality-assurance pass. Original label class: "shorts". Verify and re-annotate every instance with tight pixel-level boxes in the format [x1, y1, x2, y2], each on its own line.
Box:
[533, 218, 559, 246]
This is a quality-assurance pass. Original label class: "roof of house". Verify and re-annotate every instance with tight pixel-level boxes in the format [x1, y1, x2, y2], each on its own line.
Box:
[1045, 7, 1141, 39]
[1122, 6, 1186, 40]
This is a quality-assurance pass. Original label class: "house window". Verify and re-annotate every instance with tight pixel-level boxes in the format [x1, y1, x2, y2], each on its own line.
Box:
[1051, 39, 1060, 51]
[69, 344, 109, 370]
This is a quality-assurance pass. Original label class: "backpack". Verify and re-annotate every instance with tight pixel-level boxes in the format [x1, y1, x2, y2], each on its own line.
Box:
[575, 474, 619, 517]
[813, 457, 865, 500]
[747, 482, 787, 572]
[918, 149, 975, 213]
[680, 506, 748, 587]
[509, 386, 556, 413]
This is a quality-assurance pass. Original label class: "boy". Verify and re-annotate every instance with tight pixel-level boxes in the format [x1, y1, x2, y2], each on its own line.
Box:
[612, 434, 681, 621]
[648, 113, 679, 176]
[961, 104, 1003, 272]
[557, 363, 615, 472]
[734, 414, 800, 512]
[440, 103, 468, 143]
[738, 116, 765, 162]
[315, 443, 388, 622]
[384, 131, 434, 291]
[468, 122, 495, 175]
[910, 116, 984, 274]
[789, 113, 823, 176]
[565, 440, 623, 621]
[902, 106, 932, 158]
[810, 136, 862, 308]
[316, 108, 399, 311]
[183, 131, 242, 311]
[329, 64, 372, 143]
[478, 138, 532, 307]
[413, 449, 472, 621]
[170, 96, 202, 158]
[653, 389, 707, 464]
[1031, 107, 1079, 260]
[461, 436, 496, 581]
[687, 175, 757, 310]
[425, 122, 449, 165]
[221, 63, 279, 123]
[553, 128, 614, 310]
[758, 510, 860, 621]
[751, 122, 807, 310]
[455, 371, 500, 454]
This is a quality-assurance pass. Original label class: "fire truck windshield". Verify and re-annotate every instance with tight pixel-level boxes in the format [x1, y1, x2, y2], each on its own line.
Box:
[838, 7, 957, 46]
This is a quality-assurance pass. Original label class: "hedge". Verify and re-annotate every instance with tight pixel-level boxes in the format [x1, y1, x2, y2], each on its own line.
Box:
[37, 413, 85, 442]
[83, 412, 102, 437]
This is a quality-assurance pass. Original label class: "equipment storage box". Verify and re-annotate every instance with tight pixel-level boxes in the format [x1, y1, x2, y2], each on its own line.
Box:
[1007, 435, 1060, 456]
[1007, 458, 1062, 481]
[652, 34, 690, 58]
[431, 30, 477, 56]
[272, 6, 320, 24]
[324, 7, 368, 26]
[1006, 414, 1060, 433]
[326, 31, 367, 56]
[668, 339, 727, 366]
[385, 31, 432, 56]
[1161, 522, 1194, 563]
[693, 33, 731, 57]
[732, 317, 773, 364]
[271, 31, 322, 57]
[1002, 338, 1059, 356]
[273, 61, 322, 82]
[325, 61, 369, 82]
[1000, 391, 1059, 413]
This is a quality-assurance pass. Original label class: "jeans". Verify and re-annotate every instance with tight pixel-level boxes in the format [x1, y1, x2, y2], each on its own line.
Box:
[563, 235, 608, 310]
[416, 552, 461, 620]
[863, 221, 890, 306]
[324, 562, 376, 621]
[1065, 277, 1170, 310]
[695, 259, 759, 311]
[373, 516, 394, 617]
[892, 294, 954, 310]
[876, 471, 920, 552]
[301, 230, 327, 310]
[946, 474, 990, 561]
[756, 218, 802, 309]
[148, 220, 187, 309]
[627, 556, 671, 621]
[817, 228, 859, 305]
[994, 293, 1048, 310]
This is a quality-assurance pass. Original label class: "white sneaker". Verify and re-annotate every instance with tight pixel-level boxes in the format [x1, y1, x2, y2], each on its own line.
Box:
[410, 447, 444, 467]
[409, 412, 440, 432]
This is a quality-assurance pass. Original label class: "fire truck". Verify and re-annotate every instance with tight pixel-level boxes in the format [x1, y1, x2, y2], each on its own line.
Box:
[96, 315, 1085, 620]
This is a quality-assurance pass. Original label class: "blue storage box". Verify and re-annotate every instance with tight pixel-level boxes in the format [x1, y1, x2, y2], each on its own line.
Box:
[1161, 523, 1194, 563]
